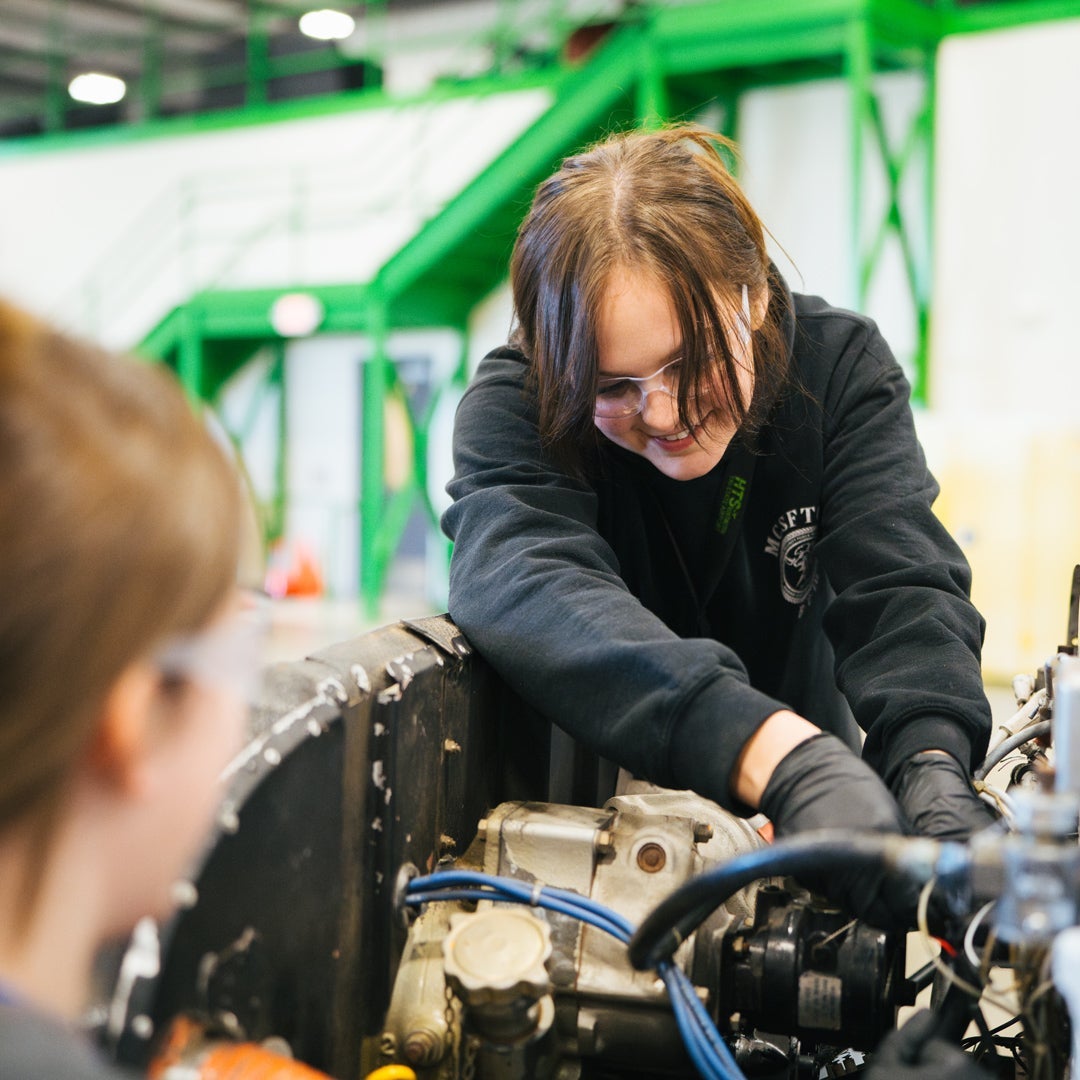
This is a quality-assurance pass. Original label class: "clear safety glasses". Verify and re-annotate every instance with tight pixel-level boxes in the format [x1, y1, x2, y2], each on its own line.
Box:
[154, 592, 268, 704]
[593, 285, 751, 420]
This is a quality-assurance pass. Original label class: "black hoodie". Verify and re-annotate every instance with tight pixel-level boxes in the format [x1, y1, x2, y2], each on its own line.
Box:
[443, 280, 991, 813]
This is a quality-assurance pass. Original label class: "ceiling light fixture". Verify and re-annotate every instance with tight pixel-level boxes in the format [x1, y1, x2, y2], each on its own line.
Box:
[271, 293, 325, 337]
[68, 72, 126, 105]
[298, 9, 356, 41]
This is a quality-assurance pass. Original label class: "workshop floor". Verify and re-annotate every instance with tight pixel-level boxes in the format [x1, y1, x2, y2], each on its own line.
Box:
[265, 556, 439, 663]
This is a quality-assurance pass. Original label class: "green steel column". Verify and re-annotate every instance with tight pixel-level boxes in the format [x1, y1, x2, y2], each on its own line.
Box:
[247, 7, 271, 108]
[177, 306, 204, 404]
[845, 17, 873, 313]
[636, 30, 669, 128]
[45, 0, 65, 133]
[846, 13, 935, 404]
[717, 81, 740, 146]
[270, 339, 287, 543]
[915, 50, 936, 406]
[454, 329, 470, 386]
[360, 294, 389, 614]
[141, 5, 163, 122]
[363, 0, 387, 90]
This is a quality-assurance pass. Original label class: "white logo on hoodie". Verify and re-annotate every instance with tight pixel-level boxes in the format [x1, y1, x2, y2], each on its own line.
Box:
[764, 506, 819, 613]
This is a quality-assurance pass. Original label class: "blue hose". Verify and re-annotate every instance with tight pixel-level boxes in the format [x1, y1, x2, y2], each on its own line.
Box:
[405, 868, 746, 1080]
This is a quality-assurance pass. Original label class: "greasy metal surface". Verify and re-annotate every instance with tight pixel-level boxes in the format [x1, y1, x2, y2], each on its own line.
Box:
[112, 615, 509, 1079]
[473, 792, 766, 1074]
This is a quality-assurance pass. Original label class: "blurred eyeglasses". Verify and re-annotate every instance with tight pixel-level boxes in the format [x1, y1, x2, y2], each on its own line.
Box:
[155, 591, 268, 704]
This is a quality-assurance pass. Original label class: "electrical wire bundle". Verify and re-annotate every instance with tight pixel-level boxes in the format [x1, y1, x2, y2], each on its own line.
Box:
[404, 869, 749, 1080]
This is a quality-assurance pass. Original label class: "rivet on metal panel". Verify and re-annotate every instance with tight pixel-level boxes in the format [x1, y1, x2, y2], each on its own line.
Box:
[316, 676, 348, 705]
[636, 842, 667, 873]
[218, 804, 240, 834]
[352, 664, 372, 694]
[386, 655, 416, 690]
[171, 880, 199, 909]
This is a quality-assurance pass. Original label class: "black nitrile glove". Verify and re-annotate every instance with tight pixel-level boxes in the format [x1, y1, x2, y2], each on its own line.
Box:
[760, 734, 918, 932]
[892, 751, 998, 842]
[867, 1010, 992, 1079]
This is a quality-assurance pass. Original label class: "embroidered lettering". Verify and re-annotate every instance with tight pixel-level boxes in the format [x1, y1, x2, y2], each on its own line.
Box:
[715, 474, 747, 535]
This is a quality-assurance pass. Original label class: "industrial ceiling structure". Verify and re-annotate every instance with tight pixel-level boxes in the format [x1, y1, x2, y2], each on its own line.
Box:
[0, 1, 1054, 139]
[0, 1, 391, 136]
[5, 0, 1078, 613]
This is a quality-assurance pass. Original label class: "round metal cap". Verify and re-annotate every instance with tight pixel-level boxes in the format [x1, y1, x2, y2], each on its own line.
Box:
[442, 908, 552, 1007]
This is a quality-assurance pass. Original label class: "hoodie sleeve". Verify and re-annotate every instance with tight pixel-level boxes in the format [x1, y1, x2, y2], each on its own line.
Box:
[442, 347, 788, 812]
[813, 317, 992, 782]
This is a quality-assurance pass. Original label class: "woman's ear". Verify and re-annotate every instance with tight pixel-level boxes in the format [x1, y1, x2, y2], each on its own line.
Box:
[86, 663, 162, 796]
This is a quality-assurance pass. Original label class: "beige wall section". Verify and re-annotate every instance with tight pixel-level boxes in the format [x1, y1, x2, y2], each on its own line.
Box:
[922, 417, 1080, 681]
[928, 18, 1080, 682]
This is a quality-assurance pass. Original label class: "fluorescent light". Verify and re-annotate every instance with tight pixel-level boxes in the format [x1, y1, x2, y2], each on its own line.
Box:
[299, 8, 356, 41]
[68, 72, 126, 106]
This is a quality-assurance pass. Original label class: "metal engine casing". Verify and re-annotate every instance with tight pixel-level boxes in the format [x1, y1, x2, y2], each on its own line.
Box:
[381, 792, 769, 1077]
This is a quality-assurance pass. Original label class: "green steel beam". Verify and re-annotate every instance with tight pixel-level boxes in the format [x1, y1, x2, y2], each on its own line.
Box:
[845, 8, 934, 402]
[0, 67, 560, 160]
[941, 0, 1080, 36]
[372, 24, 645, 300]
[359, 293, 389, 614]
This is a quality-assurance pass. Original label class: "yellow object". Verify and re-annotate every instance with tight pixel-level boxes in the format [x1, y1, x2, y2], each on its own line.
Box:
[364, 1068, 418, 1080]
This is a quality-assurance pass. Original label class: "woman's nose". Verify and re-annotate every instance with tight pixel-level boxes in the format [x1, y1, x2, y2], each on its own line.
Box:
[639, 387, 680, 430]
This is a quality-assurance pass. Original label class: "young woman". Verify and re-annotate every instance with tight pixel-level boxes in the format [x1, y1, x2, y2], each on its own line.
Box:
[0, 299, 254, 1077]
[443, 125, 994, 926]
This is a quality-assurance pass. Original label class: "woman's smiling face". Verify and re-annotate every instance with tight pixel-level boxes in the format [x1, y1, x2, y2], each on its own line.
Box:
[593, 266, 755, 481]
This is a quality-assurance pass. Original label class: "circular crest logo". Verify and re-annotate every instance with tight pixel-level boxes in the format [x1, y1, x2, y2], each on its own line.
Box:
[779, 523, 818, 606]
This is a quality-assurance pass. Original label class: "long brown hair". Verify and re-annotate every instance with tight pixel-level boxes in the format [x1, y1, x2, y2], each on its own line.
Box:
[510, 124, 791, 471]
[0, 301, 242, 874]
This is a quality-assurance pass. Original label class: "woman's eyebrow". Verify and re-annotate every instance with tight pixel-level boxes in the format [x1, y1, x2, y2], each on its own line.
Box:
[597, 347, 683, 380]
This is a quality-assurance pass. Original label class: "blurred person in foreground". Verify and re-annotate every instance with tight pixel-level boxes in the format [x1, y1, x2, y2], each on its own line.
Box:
[0, 299, 257, 1078]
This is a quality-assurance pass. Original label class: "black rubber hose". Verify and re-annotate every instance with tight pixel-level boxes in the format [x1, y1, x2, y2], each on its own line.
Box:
[909, 958, 937, 994]
[627, 831, 902, 971]
[973, 720, 1051, 781]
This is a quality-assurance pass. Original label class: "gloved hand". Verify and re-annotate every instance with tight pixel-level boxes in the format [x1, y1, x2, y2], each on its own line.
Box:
[866, 1009, 992, 1079]
[760, 733, 918, 932]
[892, 750, 998, 841]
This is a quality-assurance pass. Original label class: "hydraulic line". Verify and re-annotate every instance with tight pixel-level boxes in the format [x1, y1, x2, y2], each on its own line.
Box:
[973, 720, 1051, 781]
[405, 869, 748, 1080]
[627, 832, 914, 970]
